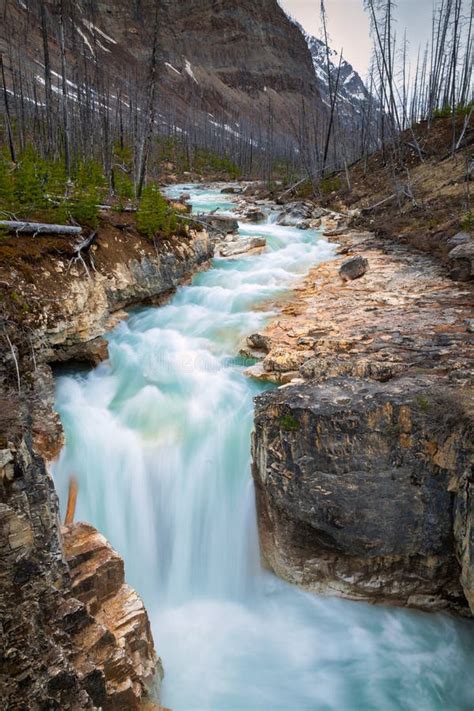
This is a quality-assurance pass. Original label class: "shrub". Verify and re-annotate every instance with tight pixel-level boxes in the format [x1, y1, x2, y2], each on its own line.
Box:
[433, 104, 452, 119]
[114, 170, 134, 208]
[67, 159, 106, 228]
[295, 179, 314, 199]
[14, 146, 48, 216]
[44, 159, 69, 222]
[460, 211, 473, 231]
[69, 185, 100, 228]
[433, 101, 473, 118]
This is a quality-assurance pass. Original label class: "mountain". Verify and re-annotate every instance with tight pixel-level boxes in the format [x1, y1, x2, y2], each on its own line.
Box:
[0, 0, 323, 160]
[303, 30, 373, 118]
[290, 18, 379, 162]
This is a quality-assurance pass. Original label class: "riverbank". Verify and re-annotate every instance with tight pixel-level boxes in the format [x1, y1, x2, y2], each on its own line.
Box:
[233, 203, 473, 614]
[0, 208, 213, 709]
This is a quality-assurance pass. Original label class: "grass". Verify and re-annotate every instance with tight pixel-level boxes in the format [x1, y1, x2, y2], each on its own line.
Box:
[279, 413, 300, 432]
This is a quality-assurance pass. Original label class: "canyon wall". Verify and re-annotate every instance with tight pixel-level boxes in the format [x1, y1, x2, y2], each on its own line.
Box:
[0, 221, 213, 708]
[252, 377, 472, 613]
[248, 212, 473, 615]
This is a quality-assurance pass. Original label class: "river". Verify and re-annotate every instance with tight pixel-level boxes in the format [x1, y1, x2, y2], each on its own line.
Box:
[53, 184, 474, 710]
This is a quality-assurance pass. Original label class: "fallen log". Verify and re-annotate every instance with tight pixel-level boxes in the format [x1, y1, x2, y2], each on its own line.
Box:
[278, 177, 307, 200]
[360, 193, 397, 212]
[97, 204, 138, 213]
[0, 220, 82, 235]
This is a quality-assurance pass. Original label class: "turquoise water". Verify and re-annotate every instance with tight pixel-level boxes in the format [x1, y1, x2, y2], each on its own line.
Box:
[53, 184, 474, 710]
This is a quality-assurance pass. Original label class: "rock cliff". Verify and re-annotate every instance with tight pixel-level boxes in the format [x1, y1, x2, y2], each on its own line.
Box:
[252, 376, 472, 613]
[247, 203, 473, 615]
[0, 422, 160, 709]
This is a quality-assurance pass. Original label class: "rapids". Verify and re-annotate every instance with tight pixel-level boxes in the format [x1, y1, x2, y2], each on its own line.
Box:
[53, 184, 474, 710]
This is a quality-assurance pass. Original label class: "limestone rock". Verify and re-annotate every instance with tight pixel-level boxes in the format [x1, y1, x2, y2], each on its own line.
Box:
[252, 376, 473, 613]
[242, 207, 267, 223]
[0, 430, 95, 710]
[201, 213, 239, 234]
[218, 236, 266, 258]
[276, 202, 313, 227]
[63, 522, 162, 709]
[247, 333, 271, 352]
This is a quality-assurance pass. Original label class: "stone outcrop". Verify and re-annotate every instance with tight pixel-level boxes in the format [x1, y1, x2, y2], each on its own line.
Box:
[0, 425, 161, 710]
[217, 236, 267, 258]
[249, 215, 474, 614]
[199, 214, 239, 235]
[0, 416, 94, 710]
[246, 229, 473, 386]
[276, 202, 315, 227]
[252, 376, 473, 613]
[36, 227, 212, 365]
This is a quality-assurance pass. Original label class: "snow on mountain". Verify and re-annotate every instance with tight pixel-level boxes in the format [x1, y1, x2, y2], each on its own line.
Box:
[294, 21, 374, 121]
[303, 29, 372, 116]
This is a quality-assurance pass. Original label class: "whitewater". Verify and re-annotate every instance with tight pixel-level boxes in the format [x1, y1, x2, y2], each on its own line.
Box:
[53, 184, 474, 710]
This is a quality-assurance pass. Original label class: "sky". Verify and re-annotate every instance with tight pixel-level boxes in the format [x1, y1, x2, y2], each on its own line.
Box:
[280, 0, 434, 79]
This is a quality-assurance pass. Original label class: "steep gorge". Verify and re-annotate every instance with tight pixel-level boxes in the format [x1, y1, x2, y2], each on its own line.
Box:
[0, 220, 212, 709]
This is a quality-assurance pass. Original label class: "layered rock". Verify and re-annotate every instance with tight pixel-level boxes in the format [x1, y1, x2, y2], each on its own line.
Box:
[249, 214, 474, 614]
[62, 522, 161, 709]
[246, 228, 473, 386]
[0, 426, 161, 710]
[0, 218, 213, 707]
[0, 421, 94, 709]
[252, 377, 473, 613]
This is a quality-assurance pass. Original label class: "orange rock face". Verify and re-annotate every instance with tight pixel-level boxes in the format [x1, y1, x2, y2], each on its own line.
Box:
[62, 522, 162, 710]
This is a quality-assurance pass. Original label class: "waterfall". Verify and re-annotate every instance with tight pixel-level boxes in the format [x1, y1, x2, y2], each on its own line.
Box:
[53, 185, 474, 711]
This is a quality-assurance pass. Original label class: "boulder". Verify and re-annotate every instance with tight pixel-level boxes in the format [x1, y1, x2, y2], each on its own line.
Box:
[218, 236, 266, 257]
[200, 214, 239, 234]
[339, 255, 368, 281]
[276, 202, 313, 227]
[242, 207, 267, 224]
[221, 186, 237, 194]
[446, 231, 471, 249]
[252, 376, 473, 613]
[448, 240, 474, 281]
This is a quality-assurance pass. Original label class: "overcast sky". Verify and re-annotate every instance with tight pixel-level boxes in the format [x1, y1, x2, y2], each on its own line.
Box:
[280, 0, 434, 78]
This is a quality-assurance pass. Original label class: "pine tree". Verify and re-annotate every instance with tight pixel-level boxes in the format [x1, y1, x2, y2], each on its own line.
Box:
[0, 151, 16, 214]
[45, 159, 68, 222]
[14, 147, 47, 218]
[137, 184, 176, 238]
